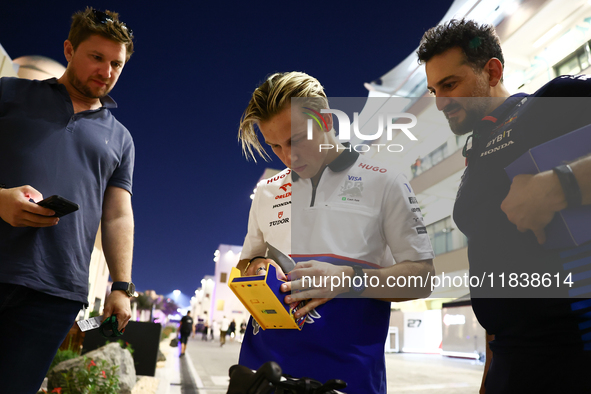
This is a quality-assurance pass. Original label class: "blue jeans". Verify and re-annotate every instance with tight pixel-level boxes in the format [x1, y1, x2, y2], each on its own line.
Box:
[0, 283, 82, 394]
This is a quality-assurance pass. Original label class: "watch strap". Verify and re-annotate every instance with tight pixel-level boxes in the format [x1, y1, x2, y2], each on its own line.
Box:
[553, 164, 582, 208]
[112, 281, 135, 297]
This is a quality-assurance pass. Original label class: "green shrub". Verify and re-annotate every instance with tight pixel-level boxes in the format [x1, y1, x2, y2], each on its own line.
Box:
[46, 357, 119, 394]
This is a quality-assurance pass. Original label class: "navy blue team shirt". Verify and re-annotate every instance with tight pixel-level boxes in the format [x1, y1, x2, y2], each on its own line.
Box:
[0, 77, 134, 304]
[454, 75, 591, 355]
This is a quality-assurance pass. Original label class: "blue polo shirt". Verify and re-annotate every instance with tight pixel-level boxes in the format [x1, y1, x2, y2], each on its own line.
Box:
[0, 77, 134, 304]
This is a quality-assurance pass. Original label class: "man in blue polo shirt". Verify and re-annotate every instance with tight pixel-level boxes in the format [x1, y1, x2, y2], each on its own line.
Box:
[418, 19, 591, 393]
[0, 8, 135, 392]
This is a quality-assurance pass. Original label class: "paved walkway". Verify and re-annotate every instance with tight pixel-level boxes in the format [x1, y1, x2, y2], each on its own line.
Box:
[157, 335, 484, 393]
[185, 336, 241, 393]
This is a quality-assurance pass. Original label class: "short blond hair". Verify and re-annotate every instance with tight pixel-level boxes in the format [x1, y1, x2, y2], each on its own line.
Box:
[238, 72, 328, 161]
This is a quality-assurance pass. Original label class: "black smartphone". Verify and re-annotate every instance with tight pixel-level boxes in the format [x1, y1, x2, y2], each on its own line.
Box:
[37, 195, 80, 217]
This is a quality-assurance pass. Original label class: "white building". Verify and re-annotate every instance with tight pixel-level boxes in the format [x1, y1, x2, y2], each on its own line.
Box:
[191, 275, 215, 322]
[210, 244, 250, 325]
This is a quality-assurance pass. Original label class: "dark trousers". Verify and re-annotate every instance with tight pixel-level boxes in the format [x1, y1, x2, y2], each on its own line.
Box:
[0, 283, 82, 394]
[485, 350, 591, 393]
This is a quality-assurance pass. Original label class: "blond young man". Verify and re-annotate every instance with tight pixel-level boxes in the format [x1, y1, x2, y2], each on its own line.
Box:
[236, 72, 434, 393]
[0, 8, 135, 392]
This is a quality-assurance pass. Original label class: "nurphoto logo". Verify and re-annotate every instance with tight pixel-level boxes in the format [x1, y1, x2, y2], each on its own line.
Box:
[304, 108, 418, 153]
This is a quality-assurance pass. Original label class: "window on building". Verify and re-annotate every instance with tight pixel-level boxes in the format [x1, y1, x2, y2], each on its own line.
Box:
[554, 41, 591, 76]
[410, 142, 449, 178]
[220, 272, 227, 284]
[426, 216, 468, 256]
[430, 143, 447, 166]
[216, 300, 225, 311]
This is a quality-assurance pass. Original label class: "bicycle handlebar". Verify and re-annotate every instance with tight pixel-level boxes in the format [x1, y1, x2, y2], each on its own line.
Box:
[227, 361, 347, 394]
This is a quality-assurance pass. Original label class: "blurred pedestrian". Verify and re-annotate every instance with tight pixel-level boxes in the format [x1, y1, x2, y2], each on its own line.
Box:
[228, 319, 236, 341]
[202, 321, 209, 341]
[178, 311, 195, 356]
[220, 316, 229, 347]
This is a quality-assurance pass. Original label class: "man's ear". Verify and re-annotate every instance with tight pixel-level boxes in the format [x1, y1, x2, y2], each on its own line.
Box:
[64, 40, 74, 63]
[322, 112, 333, 132]
[485, 58, 504, 87]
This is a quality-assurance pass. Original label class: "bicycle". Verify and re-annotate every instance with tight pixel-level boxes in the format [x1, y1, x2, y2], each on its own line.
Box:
[227, 361, 347, 394]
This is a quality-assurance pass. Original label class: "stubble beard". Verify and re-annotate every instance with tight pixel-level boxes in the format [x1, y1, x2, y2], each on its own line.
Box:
[447, 78, 491, 136]
[67, 68, 110, 99]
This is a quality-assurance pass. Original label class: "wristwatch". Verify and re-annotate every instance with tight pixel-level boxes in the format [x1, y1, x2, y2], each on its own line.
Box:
[111, 281, 135, 297]
[348, 265, 366, 295]
[553, 164, 582, 208]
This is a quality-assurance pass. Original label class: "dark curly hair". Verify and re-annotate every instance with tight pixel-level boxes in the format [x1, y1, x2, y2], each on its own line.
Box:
[417, 19, 504, 77]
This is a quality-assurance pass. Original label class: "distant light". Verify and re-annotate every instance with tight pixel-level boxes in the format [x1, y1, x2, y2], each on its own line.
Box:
[173, 290, 180, 298]
[133, 291, 138, 297]
[533, 24, 562, 48]
[250, 194, 255, 200]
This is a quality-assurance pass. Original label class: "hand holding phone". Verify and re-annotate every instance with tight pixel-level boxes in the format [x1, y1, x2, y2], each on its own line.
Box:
[0, 185, 61, 227]
[37, 195, 79, 217]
